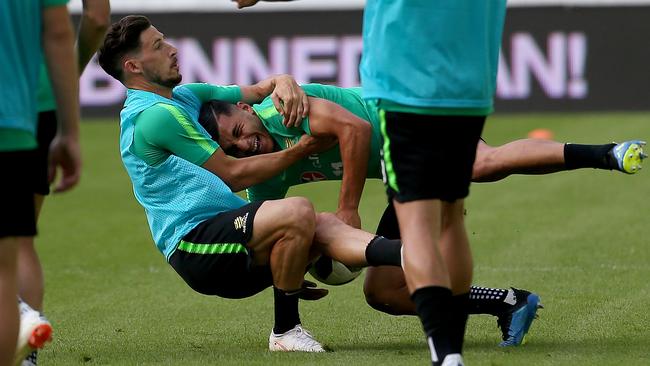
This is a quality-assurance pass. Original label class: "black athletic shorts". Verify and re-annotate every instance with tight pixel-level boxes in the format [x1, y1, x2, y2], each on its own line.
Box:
[0, 149, 39, 237]
[168, 201, 273, 299]
[379, 110, 485, 202]
[35, 110, 58, 195]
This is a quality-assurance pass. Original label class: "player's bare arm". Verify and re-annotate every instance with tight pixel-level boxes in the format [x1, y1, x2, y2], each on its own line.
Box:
[202, 134, 325, 192]
[76, 0, 111, 71]
[306, 97, 372, 229]
[42, 5, 82, 193]
[240, 75, 309, 127]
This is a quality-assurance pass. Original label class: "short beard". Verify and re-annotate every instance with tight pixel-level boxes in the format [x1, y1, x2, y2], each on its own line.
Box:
[152, 74, 182, 89]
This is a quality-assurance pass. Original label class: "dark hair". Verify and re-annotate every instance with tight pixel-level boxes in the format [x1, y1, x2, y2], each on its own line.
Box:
[198, 100, 236, 142]
[98, 15, 151, 82]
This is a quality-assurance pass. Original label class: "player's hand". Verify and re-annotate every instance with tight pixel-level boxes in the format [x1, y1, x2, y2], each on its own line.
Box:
[298, 279, 329, 301]
[48, 134, 82, 193]
[270, 74, 309, 127]
[336, 208, 362, 229]
[295, 134, 335, 155]
[231, 0, 260, 9]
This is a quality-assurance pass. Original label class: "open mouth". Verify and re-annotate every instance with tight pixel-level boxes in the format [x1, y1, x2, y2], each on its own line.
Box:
[251, 136, 261, 154]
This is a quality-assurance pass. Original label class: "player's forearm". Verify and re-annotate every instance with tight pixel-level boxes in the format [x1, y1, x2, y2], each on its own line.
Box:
[221, 145, 309, 192]
[240, 75, 279, 103]
[42, 6, 80, 138]
[77, 0, 111, 72]
[337, 124, 371, 212]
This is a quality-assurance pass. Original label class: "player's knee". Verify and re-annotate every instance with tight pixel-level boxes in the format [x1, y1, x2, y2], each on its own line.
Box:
[363, 280, 381, 306]
[472, 147, 496, 181]
[472, 158, 487, 180]
[280, 196, 316, 239]
[314, 211, 339, 230]
[363, 282, 399, 315]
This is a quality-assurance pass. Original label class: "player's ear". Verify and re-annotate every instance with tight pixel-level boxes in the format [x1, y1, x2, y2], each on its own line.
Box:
[236, 102, 254, 114]
[123, 58, 141, 75]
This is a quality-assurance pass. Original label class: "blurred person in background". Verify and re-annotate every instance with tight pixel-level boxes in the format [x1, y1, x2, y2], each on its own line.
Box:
[16, 1, 110, 365]
[0, 0, 81, 365]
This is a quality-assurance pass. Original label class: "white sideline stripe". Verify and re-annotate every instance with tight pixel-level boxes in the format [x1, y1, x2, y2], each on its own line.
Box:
[475, 264, 650, 272]
[67, 0, 650, 13]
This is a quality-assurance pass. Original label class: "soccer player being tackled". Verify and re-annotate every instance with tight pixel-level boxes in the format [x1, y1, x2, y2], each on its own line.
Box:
[197, 83, 646, 347]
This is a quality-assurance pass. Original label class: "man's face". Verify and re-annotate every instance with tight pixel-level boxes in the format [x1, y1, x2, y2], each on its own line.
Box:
[132, 26, 182, 88]
[214, 103, 275, 158]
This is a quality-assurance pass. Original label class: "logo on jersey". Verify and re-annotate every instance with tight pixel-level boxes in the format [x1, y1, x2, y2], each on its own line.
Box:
[308, 154, 322, 168]
[285, 138, 295, 149]
[233, 212, 249, 233]
[331, 161, 343, 177]
[301, 171, 327, 183]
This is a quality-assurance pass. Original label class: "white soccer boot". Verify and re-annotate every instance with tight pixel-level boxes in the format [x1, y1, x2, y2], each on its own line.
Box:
[440, 353, 464, 366]
[14, 299, 52, 365]
[268, 324, 325, 352]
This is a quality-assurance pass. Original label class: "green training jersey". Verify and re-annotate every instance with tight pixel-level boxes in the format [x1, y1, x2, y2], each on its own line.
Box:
[246, 84, 383, 202]
[37, 63, 57, 112]
[131, 83, 241, 166]
[0, 0, 68, 151]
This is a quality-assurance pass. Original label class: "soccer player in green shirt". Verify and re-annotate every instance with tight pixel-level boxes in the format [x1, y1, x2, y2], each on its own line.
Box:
[197, 83, 645, 347]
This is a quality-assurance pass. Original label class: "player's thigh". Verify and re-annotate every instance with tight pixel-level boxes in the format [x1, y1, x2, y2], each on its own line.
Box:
[248, 197, 316, 264]
[379, 111, 485, 202]
[169, 201, 273, 299]
[0, 149, 39, 238]
[364, 266, 407, 297]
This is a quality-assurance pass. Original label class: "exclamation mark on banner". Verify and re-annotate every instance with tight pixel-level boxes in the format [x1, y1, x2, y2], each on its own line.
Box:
[567, 32, 588, 99]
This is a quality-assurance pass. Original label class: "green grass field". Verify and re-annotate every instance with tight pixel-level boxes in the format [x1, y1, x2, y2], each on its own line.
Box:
[36, 113, 649, 365]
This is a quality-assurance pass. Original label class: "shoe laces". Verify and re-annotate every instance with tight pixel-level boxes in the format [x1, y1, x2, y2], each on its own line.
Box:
[291, 326, 322, 350]
[22, 351, 38, 366]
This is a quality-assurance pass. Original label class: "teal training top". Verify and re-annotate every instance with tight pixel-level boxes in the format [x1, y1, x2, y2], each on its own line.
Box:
[0, 0, 69, 151]
[37, 63, 57, 113]
[246, 84, 383, 202]
[120, 84, 247, 260]
[360, 0, 507, 115]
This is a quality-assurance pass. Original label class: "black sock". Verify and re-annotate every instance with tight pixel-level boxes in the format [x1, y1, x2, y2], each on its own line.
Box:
[412, 286, 453, 366]
[365, 236, 402, 266]
[273, 287, 301, 334]
[564, 143, 616, 170]
[467, 286, 515, 315]
[449, 293, 470, 354]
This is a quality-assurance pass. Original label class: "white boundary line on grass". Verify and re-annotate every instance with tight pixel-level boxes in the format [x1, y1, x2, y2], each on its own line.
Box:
[67, 0, 650, 13]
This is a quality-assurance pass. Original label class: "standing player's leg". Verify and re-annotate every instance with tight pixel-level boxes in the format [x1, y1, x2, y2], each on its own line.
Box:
[17, 111, 57, 366]
[0, 150, 52, 366]
[17, 111, 57, 314]
[473, 138, 646, 182]
[0, 238, 20, 366]
[382, 112, 485, 365]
